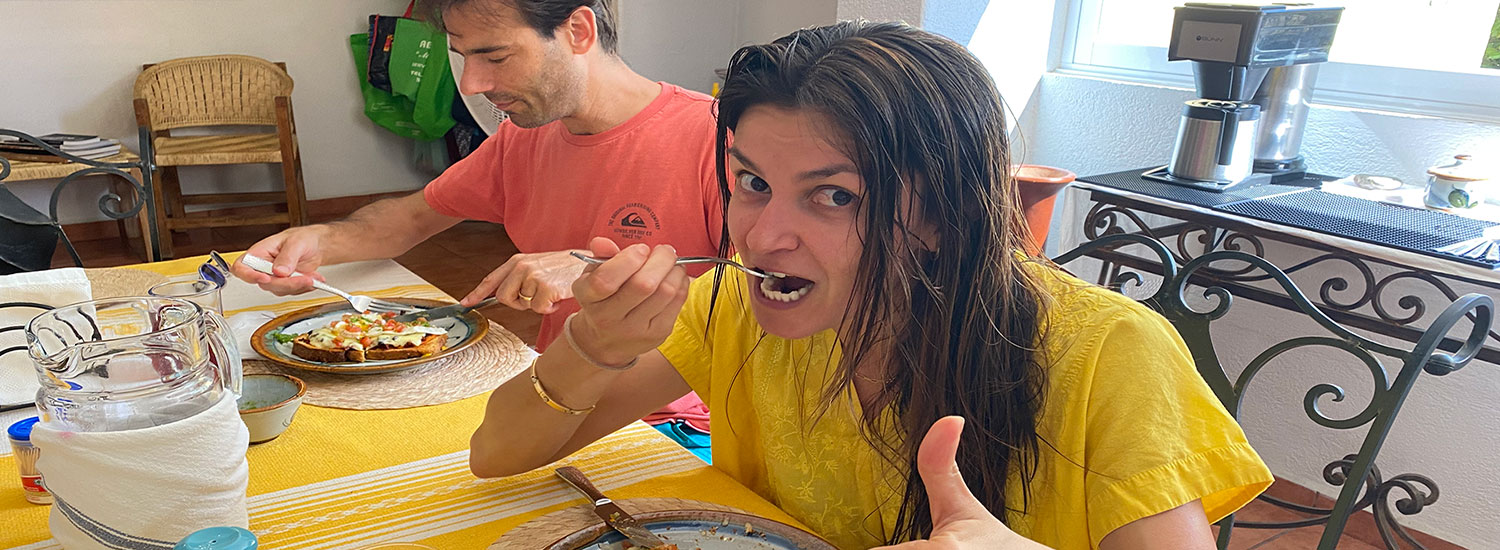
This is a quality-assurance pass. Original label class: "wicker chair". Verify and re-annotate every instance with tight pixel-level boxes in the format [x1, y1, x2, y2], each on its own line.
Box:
[133, 54, 308, 258]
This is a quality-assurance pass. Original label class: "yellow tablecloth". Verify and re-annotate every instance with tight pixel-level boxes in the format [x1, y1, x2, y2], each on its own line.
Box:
[1, 254, 800, 549]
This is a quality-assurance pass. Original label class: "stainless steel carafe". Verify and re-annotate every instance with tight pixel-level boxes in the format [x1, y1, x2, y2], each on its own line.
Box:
[1168, 100, 1261, 184]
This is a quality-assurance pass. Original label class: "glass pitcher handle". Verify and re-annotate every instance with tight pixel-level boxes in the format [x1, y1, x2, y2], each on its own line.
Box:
[201, 308, 243, 396]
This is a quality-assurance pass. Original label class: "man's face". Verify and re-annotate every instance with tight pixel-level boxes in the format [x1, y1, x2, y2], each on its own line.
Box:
[445, 1, 585, 128]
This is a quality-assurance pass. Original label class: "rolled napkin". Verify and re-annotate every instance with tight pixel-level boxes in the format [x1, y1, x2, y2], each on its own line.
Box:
[0, 268, 91, 432]
[31, 394, 250, 549]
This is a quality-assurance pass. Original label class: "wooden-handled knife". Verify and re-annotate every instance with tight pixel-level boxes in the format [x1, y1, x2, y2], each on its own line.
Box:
[555, 466, 672, 549]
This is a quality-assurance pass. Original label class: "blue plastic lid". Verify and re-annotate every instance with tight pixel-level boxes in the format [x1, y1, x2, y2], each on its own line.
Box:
[174, 527, 258, 550]
[7, 417, 40, 442]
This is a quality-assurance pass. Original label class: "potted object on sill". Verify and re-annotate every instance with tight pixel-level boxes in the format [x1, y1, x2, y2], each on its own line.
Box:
[1425, 154, 1492, 210]
[1014, 164, 1077, 254]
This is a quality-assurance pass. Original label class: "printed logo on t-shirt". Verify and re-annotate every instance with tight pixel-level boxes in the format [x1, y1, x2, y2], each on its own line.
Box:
[608, 203, 661, 240]
[621, 212, 648, 228]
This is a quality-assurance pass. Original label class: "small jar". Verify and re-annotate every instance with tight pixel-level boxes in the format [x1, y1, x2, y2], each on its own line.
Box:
[7, 416, 52, 505]
[1425, 154, 1492, 210]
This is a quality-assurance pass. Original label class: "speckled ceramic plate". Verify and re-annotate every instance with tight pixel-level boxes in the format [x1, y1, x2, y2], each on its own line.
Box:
[250, 298, 488, 374]
[551, 510, 835, 550]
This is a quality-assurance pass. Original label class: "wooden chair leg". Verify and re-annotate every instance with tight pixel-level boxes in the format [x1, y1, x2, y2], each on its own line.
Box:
[161, 165, 187, 227]
[149, 167, 175, 259]
[279, 155, 307, 226]
[275, 96, 308, 227]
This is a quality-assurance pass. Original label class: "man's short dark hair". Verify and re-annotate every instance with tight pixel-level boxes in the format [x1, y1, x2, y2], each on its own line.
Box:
[424, 0, 619, 54]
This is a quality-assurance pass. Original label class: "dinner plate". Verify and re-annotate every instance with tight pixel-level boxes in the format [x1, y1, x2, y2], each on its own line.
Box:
[550, 509, 835, 550]
[250, 298, 488, 374]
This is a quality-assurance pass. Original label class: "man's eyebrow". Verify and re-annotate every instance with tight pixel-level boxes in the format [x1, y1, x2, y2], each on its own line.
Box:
[449, 44, 510, 55]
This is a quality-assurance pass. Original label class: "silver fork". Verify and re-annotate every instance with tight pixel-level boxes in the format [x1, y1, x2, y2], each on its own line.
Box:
[240, 255, 422, 314]
[569, 251, 774, 279]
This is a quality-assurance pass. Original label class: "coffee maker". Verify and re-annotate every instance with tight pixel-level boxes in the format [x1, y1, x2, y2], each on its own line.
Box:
[1145, 3, 1343, 192]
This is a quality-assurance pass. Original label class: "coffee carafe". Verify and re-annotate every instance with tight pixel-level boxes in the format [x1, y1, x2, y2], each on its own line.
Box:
[1148, 3, 1343, 192]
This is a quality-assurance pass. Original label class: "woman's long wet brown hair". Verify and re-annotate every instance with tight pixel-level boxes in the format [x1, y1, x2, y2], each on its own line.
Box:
[713, 21, 1051, 543]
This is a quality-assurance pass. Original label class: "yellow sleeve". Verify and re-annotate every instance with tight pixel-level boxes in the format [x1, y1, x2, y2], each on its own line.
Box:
[658, 272, 718, 399]
[1080, 307, 1273, 546]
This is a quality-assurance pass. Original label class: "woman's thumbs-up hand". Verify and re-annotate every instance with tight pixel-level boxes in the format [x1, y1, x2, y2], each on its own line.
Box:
[871, 416, 1050, 550]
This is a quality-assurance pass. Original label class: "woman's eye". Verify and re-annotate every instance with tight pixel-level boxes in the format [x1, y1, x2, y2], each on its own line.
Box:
[813, 187, 858, 207]
[736, 172, 770, 194]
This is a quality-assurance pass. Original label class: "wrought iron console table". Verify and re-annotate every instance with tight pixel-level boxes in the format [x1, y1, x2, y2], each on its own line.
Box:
[1056, 169, 1499, 550]
[1072, 168, 1500, 364]
[0, 129, 160, 268]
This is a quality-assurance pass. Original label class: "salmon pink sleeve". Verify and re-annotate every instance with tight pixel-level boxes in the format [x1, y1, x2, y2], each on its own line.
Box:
[423, 132, 507, 223]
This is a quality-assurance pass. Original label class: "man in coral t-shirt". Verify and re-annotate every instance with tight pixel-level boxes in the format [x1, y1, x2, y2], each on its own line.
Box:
[424, 80, 720, 348]
[231, 0, 715, 443]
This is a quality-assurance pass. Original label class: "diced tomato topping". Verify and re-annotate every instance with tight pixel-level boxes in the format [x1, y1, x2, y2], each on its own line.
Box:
[359, 336, 373, 348]
[383, 311, 397, 318]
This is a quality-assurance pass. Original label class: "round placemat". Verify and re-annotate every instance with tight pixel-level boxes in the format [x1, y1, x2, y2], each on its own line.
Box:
[85, 267, 167, 299]
[243, 321, 534, 409]
[490, 498, 743, 550]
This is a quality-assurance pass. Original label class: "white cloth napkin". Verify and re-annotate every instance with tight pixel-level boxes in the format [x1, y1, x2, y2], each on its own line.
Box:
[227, 310, 278, 361]
[31, 394, 250, 549]
[0, 269, 92, 435]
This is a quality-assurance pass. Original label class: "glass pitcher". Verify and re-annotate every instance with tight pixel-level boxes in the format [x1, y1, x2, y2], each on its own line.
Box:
[26, 297, 241, 432]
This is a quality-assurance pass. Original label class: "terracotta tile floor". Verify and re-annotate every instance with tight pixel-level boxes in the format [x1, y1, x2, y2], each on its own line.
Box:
[57, 224, 1470, 550]
[54, 220, 543, 346]
[1214, 498, 1392, 550]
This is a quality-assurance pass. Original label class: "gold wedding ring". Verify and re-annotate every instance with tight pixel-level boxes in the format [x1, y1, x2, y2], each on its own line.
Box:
[518, 293, 534, 302]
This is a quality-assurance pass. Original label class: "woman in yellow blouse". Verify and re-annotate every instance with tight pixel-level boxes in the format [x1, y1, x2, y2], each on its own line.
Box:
[469, 20, 1273, 549]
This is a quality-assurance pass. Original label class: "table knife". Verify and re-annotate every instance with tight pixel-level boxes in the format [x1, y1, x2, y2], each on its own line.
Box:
[389, 297, 498, 323]
[555, 466, 670, 549]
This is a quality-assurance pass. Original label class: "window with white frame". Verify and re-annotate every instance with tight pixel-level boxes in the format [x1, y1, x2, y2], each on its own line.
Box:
[1061, 0, 1500, 122]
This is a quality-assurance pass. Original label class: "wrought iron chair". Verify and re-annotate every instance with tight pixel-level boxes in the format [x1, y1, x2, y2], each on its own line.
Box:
[0, 130, 155, 271]
[1052, 233, 1492, 550]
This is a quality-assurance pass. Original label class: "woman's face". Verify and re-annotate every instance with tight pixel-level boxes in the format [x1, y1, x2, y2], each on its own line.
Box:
[727, 105, 866, 339]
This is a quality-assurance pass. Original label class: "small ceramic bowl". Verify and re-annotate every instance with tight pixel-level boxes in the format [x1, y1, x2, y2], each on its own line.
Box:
[237, 373, 306, 444]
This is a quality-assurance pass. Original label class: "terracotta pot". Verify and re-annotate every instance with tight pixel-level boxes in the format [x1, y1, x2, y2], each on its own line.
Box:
[1013, 164, 1076, 254]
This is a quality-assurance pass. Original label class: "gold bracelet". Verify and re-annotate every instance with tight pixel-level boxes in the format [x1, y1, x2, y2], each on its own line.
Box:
[529, 359, 595, 415]
[562, 313, 639, 371]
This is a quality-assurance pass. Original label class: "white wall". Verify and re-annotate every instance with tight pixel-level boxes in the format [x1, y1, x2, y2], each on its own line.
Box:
[1, 0, 744, 225]
[1040, 73, 1500, 547]
[737, 0, 838, 45]
[837, 0, 922, 24]
[619, 0, 742, 93]
[734, 0, 925, 47]
[964, 0, 1059, 165]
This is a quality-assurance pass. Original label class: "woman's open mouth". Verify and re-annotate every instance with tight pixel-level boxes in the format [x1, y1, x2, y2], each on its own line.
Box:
[758, 271, 816, 303]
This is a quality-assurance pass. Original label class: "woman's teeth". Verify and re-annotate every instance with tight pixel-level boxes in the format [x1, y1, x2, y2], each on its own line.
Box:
[760, 272, 813, 302]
